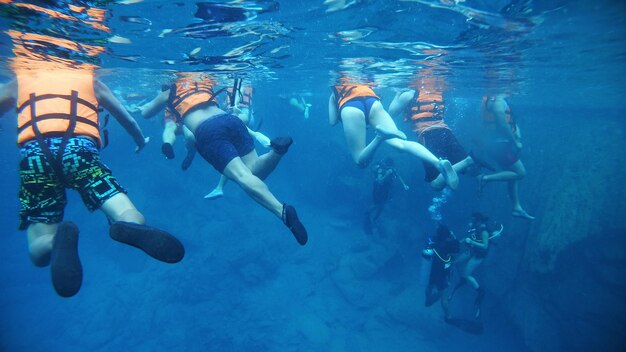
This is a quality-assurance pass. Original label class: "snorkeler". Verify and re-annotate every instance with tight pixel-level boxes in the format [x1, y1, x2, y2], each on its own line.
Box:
[477, 94, 534, 220]
[205, 81, 282, 200]
[449, 212, 503, 319]
[329, 78, 459, 190]
[364, 157, 409, 235]
[388, 71, 478, 191]
[140, 73, 308, 245]
[288, 95, 312, 119]
[154, 85, 197, 168]
[0, 55, 185, 297]
[422, 224, 460, 320]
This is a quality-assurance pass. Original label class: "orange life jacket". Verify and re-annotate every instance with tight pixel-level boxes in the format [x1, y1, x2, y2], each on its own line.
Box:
[15, 66, 100, 147]
[406, 90, 445, 122]
[331, 84, 379, 110]
[168, 75, 218, 122]
[482, 96, 517, 133]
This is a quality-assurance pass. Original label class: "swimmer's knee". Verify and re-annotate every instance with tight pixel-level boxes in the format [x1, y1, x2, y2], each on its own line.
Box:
[117, 209, 145, 224]
[101, 194, 145, 224]
[27, 229, 55, 267]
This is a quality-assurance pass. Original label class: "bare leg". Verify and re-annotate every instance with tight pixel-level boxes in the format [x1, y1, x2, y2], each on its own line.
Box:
[222, 155, 283, 217]
[341, 105, 404, 168]
[431, 156, 474, 191]
[162, 120, 178, 145]
[205, 175, 227, 199]
[387, 90, 415, 119]
[27, 222, 57, 267]
[481, 160, 534, 219]
[369, 103, 458, 189]
[181, 126, 196, 170]
[100, 193, 145, 224]
[103, 193, 184, 263]
[481, 159, 525, 183]
[161, 121, 177, 159]
[462, 256, 484, 290]
[509, 179, 535, 219]
[247, 150, 283, 180]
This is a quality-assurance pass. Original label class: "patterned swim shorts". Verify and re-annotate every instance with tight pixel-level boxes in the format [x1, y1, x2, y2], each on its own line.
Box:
[18, 137, 126, 230]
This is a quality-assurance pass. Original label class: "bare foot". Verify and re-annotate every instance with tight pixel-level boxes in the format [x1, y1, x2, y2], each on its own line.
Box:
[438, 159, 459, 190]
[204, 189, 224, 200]
[512, 209, 535, 220]
[375, 125, 407, 140]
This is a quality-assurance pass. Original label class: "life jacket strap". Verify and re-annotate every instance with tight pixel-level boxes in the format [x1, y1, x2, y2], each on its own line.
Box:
[27, 90, 81, 186]
[17, 93, 98, 115]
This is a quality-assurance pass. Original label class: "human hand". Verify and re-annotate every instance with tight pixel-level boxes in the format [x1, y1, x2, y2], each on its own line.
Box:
[515, 140, 523, 150]
[135, 136, 150, 153]
[464, 238, 471, 244]
[403, 185, 410, 191]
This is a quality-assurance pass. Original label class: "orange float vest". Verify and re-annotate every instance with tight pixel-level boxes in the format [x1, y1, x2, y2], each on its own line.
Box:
[406, 90, 444, 122]
[15, 67, 100, 147]
[331, 84, 379, 110]
[482, 96, 517, 133]
[168, 76, 218, 122]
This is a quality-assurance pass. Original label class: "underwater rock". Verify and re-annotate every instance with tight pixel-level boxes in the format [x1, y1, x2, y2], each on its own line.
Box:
[384, 283, 437, 330]
[331, 252, 394, 308]
[494, 115, 626, 351]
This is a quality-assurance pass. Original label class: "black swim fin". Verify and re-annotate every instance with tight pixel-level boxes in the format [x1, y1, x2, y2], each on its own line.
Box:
[181, 150, 195, 170]
[162, 143, 175, 159]
[271, 137, 293, 155]
[282, 204, 308, 245]
[51, 222, 83, 298]
[110, 222, 185, 263]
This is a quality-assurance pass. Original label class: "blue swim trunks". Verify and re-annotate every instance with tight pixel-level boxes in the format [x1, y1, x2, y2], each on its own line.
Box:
[194, 114, 255, 173]
[341, 96, 379, 122]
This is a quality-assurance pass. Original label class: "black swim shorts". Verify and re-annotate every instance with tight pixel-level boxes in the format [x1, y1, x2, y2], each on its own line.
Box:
[420, 127, 468, 182]
[194, 113, 255, 173]
[18, 137, 126, 230]
[487, 139, 520, 168]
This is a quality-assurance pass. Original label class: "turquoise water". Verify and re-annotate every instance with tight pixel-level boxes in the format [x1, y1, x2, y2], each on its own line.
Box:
[1, 1, 625, 351]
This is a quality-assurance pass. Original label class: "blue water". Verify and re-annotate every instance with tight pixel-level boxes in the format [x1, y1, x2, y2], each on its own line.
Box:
[1, 1, 625, 351]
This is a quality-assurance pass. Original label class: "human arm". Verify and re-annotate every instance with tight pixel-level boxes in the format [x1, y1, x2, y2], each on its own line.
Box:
[392, 168, 410, 191]
[490, 96, 519, 147]
[0, 80, 17, 117]
[94, 80, 148, 152]
[387, 89, 415, 119]
[464, 230, 489, 250]
[139, 89, 169, 119]
[328, 93, 339, 126]
[513, 124, 522, 148]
